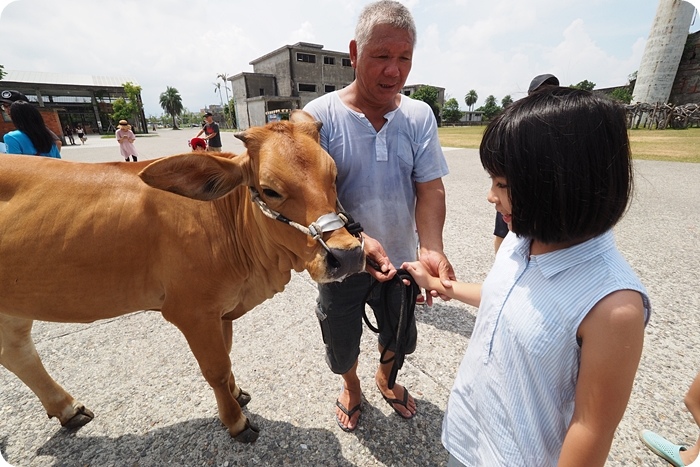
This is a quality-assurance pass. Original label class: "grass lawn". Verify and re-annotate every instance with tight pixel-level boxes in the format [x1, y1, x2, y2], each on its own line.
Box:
[438, 126, 700, 163]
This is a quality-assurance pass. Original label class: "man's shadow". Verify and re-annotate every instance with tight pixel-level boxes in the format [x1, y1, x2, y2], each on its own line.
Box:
[20, 399, 449, 467]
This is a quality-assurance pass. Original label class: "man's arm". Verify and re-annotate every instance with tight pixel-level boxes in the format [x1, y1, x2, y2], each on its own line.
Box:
[415, 178, 455, 303]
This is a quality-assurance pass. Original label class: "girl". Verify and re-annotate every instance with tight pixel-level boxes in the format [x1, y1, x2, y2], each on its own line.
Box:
[116, 119, 139, 162]
[403, 87, 650, 466]
[3, 101, 61, 158]
[76, 124, 86, 144]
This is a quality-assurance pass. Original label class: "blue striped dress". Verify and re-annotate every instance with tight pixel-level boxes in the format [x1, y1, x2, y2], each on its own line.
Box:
[441, 230, 651, 466]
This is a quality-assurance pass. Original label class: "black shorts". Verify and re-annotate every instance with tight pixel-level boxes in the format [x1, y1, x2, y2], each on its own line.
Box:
[493, 212, 509, 238]
[315, 272, 417, 374]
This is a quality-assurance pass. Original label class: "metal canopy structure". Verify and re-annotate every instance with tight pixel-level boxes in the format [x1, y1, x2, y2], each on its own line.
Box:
[1, 70, 146, 134]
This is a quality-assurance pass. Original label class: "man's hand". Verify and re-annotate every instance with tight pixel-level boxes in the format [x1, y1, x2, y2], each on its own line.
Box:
[418, 249, 455, 305]
[363, 234, 396, 282]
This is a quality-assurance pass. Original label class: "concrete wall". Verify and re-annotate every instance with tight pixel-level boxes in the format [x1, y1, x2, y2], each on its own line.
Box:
[670, 30, 700, 104]
[254, 53, 292, 96]
[633, 0, 696, 104]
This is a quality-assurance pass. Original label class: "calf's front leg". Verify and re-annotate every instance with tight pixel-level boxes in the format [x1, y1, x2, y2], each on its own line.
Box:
[165, 308, 258, 442]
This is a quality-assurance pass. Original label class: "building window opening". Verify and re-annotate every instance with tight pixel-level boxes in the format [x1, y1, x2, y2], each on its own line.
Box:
[325, 85, 336, 93]
[324, 56, 335, 65]
[297, 53, 316, 63]
[342, 58, 352, 67]
[299, 83, 317, 92]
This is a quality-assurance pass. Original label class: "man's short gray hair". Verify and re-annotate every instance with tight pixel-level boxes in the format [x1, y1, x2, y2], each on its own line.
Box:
[355, 0, 416, 55]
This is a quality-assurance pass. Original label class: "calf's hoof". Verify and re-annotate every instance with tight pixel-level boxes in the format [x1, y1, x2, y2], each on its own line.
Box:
[236, 388, 251, 408]
[60, 405, 95, 429]
[233, 419, 260, 443]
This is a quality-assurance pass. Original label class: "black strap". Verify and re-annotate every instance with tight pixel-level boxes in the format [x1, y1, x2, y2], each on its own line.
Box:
[340, 211, 364, 237]
[362, 269, 420, 389]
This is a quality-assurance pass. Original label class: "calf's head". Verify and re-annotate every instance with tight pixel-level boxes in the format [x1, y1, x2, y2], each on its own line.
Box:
[138, 110, 365, 283]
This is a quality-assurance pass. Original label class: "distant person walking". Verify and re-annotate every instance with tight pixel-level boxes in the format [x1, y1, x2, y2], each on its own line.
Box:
[64, 125, 75, 145]
[195, 112, 221, 152]
[116, 120, 139, 162]
[76, 125, 86, 144]
[2, 101, 61, 158]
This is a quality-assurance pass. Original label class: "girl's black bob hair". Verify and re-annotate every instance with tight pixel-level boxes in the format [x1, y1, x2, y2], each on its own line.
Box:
[480, 86, 632, 244]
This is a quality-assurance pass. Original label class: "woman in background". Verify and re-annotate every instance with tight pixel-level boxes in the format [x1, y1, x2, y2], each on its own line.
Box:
[3, 101, 61, 158]
[116, 119, 139, 162]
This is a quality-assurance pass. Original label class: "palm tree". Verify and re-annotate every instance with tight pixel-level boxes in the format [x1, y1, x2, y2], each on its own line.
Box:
[217, 73, 232, 129]
[465, 90, 478, 112]
[213, 81, 224, 107]
[159, 86, 183, 129]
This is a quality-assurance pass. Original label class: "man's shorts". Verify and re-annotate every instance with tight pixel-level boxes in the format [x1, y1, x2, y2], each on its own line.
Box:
[316, 272, 418, 375]
[207, 146, 222, 152]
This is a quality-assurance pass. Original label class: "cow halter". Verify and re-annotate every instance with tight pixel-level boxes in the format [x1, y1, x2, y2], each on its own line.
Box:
[248, 187, 364, 255]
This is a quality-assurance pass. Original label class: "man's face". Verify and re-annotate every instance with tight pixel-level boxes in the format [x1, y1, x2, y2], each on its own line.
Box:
[352, 24, 413, 107]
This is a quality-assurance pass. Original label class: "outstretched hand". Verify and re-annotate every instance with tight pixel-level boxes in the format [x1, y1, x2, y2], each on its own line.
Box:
[417, 250, 455, 305]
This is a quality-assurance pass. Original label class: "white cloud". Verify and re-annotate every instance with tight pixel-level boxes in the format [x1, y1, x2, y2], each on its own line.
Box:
[0, 0, 684, 114]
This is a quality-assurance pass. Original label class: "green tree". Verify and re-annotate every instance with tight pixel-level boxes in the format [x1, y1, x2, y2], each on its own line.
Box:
[111, 82, 143, 129]
[476, 95, 502, 121]
[0, 64, 5, 81]
[501, 95, 513, 108]
[442, 97, 463, 123]
[217, 73, 232, 128]
[609, 87, 633, 104]
[570, 80, 596, 91]
[159, 86, 184, 129]
[464, 89, 478, 111]
[410, 85, 440, 123]
[223, 98, 237, 130]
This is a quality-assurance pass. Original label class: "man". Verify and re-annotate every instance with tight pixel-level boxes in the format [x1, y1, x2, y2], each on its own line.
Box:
[492, 73, 559, 253]
[195, 111, 222, 152]
[1, 89, 62, 152]
[304, 0, 454, 432]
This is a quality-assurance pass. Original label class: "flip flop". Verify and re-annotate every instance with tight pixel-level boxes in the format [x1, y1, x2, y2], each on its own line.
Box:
[377, 384, 414, 419]
[335, 399, 361, 433]
[639, 429, 687, 467]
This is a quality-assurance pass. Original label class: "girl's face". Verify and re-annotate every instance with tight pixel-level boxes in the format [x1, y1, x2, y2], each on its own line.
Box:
[488, 176, 512, 230]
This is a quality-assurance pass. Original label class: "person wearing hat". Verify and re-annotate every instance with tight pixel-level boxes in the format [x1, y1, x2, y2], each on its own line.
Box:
[492, 73, 560, 253]
[194, 111, 222, 152]
[2, 100, 61, 158]
[188, 137, 207, 151]
[1, 89, 62, 152]
[115, 119, 139, 162]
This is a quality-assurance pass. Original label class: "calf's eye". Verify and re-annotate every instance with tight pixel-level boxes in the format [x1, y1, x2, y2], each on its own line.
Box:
[262, 188, 282, 199]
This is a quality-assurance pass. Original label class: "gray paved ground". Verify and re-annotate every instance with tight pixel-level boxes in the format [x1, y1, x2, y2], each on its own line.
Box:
[0, 128, 699, 466]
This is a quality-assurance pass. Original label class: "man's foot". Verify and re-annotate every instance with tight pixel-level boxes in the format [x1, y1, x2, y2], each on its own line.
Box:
[335, 399, 361, 432]
[376, 382, 416, 419]
[336, 385, 362, 432]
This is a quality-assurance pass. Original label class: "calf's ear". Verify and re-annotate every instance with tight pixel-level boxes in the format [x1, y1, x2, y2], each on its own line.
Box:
[139, 153, 249, 201]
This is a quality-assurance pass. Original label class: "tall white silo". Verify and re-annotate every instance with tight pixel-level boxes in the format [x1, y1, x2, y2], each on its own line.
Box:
[632, 0, 696, 104]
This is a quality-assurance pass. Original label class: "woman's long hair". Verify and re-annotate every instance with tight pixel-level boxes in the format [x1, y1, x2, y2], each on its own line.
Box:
[9, 101, 55, 154]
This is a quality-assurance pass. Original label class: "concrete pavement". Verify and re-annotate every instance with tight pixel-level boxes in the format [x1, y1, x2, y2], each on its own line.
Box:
[0, 128, 699, 466]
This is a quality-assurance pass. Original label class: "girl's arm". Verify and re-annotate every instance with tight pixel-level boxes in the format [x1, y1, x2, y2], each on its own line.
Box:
[401, 261, 481, 307]
[558, 289, 646, 467]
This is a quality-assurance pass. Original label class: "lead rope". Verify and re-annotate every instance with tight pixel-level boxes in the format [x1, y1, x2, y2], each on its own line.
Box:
[362, 269, 420, 390]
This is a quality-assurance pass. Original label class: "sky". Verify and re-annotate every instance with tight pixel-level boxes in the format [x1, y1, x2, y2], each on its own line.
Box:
[1, 0, 699, 117]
